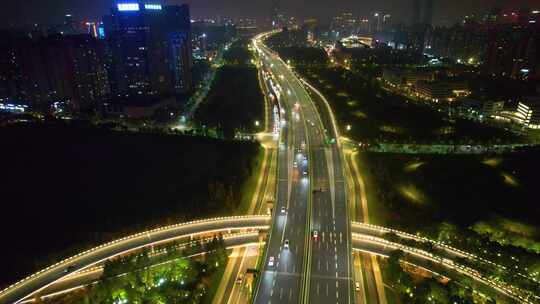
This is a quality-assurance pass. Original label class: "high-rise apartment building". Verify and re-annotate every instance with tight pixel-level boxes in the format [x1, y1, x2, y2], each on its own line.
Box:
[103, 2, 192, 105]
[0, 32, 110, 113]
[410, 0, 435, 54]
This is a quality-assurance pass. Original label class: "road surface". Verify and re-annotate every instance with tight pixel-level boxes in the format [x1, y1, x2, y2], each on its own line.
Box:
[253, 32, 353, 304]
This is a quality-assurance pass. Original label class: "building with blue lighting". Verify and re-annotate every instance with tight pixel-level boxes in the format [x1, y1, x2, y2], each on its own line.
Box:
[103, 2, 192, 108]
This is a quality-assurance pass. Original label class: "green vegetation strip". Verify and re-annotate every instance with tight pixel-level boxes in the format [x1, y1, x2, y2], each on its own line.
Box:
[236, 148, 266, 215]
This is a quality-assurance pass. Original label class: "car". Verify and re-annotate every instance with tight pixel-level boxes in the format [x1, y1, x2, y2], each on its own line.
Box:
[303, 170, 308, 176]
[284, 239, 290, 249]
[281, 206, 286, 214]
[293, 161, 298, 168]
[312, 230, 319, 240]
[268, 256, 275, 267]
[236, 274, 244, 284]
[63, 265, 76, 274]
[355, 281, 360, 291]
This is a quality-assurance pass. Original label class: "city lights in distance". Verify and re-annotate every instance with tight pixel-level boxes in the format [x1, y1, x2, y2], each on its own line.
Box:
[144, 4, 162, 10]
[117, 3, 140, 11]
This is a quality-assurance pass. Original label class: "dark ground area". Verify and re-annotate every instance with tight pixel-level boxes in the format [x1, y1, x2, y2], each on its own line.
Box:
[0, 122, 260, 287]
[194, 38, 264, 139]
[194, 66, 264, 139]
[361, 150, 540, 230]
[357, 149, 540, 276]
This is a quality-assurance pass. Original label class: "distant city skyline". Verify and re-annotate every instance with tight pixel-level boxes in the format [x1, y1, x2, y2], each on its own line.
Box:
[1, 0, 539, 27]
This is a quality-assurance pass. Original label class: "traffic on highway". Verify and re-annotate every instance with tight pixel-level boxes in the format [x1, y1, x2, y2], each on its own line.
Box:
[253, 31, 353, 304]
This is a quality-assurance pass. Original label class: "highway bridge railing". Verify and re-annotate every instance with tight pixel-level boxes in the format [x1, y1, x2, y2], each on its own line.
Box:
[0, 215, 271, 304]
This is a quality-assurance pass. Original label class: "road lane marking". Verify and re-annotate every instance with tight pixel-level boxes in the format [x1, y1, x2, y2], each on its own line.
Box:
[326, 283, 329, 296]
[289, 288, 293, 302]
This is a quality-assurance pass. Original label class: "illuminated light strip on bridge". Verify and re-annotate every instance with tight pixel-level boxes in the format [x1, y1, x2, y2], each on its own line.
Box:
[58, 231, 262, 280]
[352, 234, 535, 304]
[19, 236, 264, 303]
[0, 215, 270, 303]
[351, 221, 540, 284]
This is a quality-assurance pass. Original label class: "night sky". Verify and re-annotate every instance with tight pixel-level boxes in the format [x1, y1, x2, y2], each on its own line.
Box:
[1, 0, 538, 27]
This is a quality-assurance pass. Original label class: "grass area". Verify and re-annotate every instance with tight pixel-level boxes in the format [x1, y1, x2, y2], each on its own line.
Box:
[297, 66, 524, 145]
[194, 37, 264, 139]
[359, 150, 540, 230]
[222, 39, 254, 66]
[353, 153, 387, 226]
[384, 286, 398, 304]
[0, 121, 261, 288]
[264, 32, 328, 66]
[194, 65, 264, 139]
[235, 148, 266, 215]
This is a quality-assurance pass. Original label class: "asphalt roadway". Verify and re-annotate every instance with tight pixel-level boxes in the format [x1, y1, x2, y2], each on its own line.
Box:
[254, 37, 353, 304]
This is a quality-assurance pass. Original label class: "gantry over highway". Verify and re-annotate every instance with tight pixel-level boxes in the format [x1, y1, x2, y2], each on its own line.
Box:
[0, 215, 271, 304]
[253, 31, 354, 304]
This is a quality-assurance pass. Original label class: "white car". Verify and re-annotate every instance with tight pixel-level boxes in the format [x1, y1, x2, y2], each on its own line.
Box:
[268, 256, 275, 267]
[312, 230, 319, 240]
[293, 161, 298, 168]
[281, 206, 286, 214]
[284, 239, 290, 249]
[355, 281, 360, 291]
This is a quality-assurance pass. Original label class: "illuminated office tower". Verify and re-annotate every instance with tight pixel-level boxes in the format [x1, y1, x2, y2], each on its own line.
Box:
[104, 2, 192, 104]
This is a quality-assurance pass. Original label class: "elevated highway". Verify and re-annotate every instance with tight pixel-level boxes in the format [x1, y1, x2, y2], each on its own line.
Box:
[0, 215, 271, 304]
[6, 217, 534, 304]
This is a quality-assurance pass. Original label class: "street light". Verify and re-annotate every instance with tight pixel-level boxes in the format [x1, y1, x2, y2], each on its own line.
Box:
[346, 125, 351, 131]
[255, 121, 260, 127]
